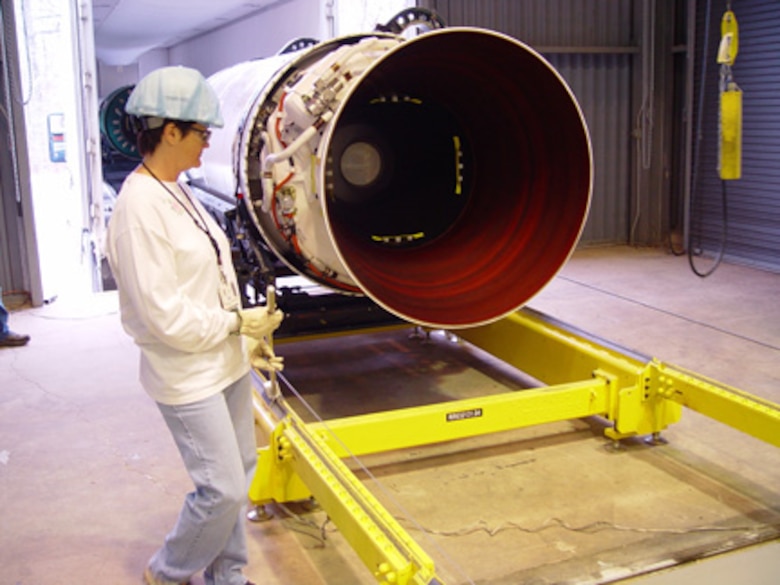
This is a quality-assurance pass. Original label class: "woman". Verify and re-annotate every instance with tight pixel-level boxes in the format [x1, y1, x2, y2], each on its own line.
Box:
[106, 66, 281, 585]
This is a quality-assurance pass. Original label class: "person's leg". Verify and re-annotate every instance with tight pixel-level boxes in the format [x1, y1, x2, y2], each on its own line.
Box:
[0, 291, 30, 347]
[203, 374, 258, 585]
[149, 376, 254, 584]
[0, 296, 9, 338]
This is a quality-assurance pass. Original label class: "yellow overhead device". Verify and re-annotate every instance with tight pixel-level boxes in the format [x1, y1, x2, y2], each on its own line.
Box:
[718, 9, 742, 180]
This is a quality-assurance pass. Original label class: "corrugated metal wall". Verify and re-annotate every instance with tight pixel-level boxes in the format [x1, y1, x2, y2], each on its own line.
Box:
[421, 0, 640, 244]
[691, 0, 780, 272]
[551, 53, 633, 243]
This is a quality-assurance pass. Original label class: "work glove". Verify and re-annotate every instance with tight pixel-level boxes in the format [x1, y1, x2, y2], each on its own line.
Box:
[238, 306, 283, 339]
[250, 339, 284, 372]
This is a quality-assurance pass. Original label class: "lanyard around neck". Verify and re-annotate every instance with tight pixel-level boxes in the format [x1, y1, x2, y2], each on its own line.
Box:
[142, 162, 223, 266]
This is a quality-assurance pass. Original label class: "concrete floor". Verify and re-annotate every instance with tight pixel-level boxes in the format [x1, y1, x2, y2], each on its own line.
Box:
[1, 245, 779, 584]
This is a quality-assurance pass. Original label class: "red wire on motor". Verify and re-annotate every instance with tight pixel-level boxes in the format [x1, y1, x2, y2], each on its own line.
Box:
[290, 232, 360, 292]
[275, 92, 288, 147]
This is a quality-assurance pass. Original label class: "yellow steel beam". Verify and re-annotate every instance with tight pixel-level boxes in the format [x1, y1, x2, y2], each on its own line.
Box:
[458, 308, 648, 389]
[282, 415, 441, 585]
[654, 362, 780, 448]
[311, 379, 608, 458]
[250, 381, 443, 585]
[457, 308, 683, 438]
[459, 308, 779, 446]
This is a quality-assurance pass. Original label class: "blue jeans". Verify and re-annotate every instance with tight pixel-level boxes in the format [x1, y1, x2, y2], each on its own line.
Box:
[151, 374, 257, 585]
[0, 297, 8, 338]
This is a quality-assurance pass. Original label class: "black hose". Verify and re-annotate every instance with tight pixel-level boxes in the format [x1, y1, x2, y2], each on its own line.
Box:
[687, 0, 728, 278]
[688, 180, 728, 277]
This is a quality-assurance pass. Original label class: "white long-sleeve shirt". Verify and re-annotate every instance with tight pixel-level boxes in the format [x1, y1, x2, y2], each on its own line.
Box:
[107, 172, 247, 405]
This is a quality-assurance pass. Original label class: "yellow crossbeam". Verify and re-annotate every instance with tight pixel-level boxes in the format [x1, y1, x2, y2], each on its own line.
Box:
[312, 379, 608, 458]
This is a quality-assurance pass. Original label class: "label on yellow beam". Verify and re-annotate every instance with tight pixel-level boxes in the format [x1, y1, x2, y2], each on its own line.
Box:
[446, 407, 483, 422]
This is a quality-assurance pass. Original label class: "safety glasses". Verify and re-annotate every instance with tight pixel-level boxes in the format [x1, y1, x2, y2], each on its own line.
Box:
[191, 126, 212, 143]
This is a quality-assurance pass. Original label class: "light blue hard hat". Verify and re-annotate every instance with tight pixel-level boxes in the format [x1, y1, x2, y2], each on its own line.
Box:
[125, 66, 224, 128]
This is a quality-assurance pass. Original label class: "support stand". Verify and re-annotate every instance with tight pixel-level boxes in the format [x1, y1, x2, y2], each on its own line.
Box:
[248, 307, 780, 584]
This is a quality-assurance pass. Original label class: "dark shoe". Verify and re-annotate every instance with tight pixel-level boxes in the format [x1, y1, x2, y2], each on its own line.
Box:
[0, 332, 29, 347]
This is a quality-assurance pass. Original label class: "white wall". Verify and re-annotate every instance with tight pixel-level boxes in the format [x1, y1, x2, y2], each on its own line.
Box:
[169, 0, 325, 77]
[98, 0, 416, 96]
[137, 49, 171, 80]
[97, 64, 137, 100]
[98, 49, 169, 98]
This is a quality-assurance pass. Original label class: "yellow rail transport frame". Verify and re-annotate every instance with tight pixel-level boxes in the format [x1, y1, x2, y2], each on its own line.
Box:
[249, 307, 780, 585]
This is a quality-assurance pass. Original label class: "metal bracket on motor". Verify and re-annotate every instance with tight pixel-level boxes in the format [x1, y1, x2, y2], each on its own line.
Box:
[374, 8, 447, 34]
[277, 37, 320, 55]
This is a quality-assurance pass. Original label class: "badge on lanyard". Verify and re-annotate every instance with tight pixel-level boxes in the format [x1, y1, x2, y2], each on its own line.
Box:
[218, 267, 240, 311]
